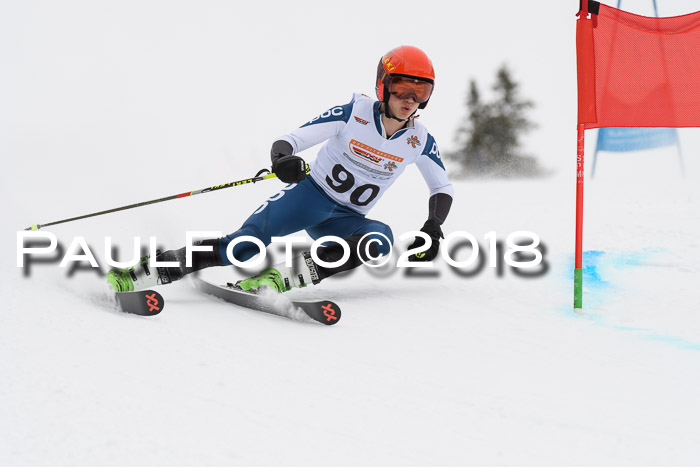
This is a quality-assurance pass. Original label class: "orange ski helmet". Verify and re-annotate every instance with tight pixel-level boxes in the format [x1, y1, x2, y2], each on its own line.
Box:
[376, 45, 435, 109]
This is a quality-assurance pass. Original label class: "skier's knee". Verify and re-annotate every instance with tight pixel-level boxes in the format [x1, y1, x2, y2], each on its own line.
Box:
[360, 224, 393, 256]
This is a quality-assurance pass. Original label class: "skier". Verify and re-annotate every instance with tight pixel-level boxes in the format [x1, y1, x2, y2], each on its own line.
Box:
[107, 45, 454, 293]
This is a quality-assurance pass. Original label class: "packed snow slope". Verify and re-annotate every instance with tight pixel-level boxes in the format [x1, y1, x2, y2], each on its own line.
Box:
[3, 1, 700, 465]
[2, 149, 700, 466]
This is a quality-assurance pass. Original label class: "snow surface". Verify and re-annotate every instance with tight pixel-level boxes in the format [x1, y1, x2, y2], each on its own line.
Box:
[3, 1, 700, 466]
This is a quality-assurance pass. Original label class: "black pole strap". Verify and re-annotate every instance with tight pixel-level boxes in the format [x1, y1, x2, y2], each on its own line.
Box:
[579, 0, 600, 15]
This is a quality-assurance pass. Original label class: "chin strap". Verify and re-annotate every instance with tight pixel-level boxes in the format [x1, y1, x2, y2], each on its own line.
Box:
[381, 103, 417, 123]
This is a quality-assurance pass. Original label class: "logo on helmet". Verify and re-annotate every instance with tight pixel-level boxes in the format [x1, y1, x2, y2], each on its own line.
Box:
[382, 56, 395, 72]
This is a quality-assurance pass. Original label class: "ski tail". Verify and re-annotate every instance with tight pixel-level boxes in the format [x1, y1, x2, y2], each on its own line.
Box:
[116, 290, 165, 316]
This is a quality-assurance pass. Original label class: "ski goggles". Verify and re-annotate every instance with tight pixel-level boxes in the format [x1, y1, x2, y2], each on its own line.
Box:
[388, 76, 433, 103]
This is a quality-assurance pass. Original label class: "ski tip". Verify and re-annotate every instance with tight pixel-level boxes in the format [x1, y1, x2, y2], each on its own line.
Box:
[193, 276, 341, 326]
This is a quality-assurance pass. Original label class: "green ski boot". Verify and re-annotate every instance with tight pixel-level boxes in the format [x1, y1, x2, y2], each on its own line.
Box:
[236, 252, 321, 294]
[106, 256, 172, 293]
[236, 268, 288, 293]
[106, 267, 135, 292]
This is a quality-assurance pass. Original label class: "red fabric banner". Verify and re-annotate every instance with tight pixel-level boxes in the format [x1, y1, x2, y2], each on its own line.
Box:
[577, 4, 700, 129]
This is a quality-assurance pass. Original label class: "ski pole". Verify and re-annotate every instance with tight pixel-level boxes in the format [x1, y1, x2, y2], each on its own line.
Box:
[24, 167, 294, 231]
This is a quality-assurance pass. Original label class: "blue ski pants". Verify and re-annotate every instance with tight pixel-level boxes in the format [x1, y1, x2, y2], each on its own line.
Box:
[218, 176, 393, 265]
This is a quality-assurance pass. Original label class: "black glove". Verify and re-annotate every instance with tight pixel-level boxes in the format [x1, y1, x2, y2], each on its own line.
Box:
[408, 219, 444, 262]
[272, 155, 307, 183]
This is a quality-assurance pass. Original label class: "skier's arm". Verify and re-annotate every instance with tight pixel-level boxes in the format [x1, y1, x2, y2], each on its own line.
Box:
[415, 134, 454, 222]
[427, 192, 453, 224]
[270, 140, 306, 183]
[270, 96, 356, 183]
[272, 96, 356, 160]
[408, 134, 454, 261]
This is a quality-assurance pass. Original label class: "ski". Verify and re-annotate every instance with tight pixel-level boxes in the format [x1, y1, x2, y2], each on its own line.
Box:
[115, 290, 165, 316]
[191, 277, 341, 325]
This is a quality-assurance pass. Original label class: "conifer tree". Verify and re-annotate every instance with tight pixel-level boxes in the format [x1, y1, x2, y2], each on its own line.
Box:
[448, 65, 543, 177]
